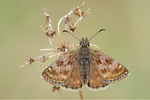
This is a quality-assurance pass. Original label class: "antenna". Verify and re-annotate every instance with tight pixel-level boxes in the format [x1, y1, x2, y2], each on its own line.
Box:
[63, 30, 80, 41]
[89, 29, 105, 41]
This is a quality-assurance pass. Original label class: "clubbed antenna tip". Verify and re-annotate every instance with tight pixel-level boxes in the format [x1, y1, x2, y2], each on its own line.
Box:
[63, 30, 80, 41]
[89, 29, 106, 41]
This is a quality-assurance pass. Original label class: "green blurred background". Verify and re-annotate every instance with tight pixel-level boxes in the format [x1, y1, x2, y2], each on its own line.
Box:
[0, 0, 150, 99]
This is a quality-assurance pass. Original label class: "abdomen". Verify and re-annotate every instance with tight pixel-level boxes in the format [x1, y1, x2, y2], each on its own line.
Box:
[78, 47, 90, 84]
[79, 64, 90, 83]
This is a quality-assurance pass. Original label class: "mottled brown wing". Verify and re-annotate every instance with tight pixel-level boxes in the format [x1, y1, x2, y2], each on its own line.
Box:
[87, 60, 109, 89]
[42, 50, 77, 86]
[62, 62, 82, 90]
[92, 50, 129, 84]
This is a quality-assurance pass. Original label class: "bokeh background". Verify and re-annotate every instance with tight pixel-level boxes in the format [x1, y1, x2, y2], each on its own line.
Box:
[0, 0, 150, 99]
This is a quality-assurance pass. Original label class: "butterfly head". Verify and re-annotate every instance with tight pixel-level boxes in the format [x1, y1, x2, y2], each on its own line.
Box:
[80, 37, 90, 47]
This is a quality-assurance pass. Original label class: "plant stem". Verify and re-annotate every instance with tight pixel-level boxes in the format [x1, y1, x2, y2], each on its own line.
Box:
[79, 90, 83, 100]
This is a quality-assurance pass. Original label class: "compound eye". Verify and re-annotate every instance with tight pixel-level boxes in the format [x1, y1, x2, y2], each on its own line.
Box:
[87, 42, 90, 46]
[80, 42, 82, 46]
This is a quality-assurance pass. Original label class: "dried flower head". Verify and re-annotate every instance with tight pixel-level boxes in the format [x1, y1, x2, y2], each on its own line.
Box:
[20, 2, 90, 92]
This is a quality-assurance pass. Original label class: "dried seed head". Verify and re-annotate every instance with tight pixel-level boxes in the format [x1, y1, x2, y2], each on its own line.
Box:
[39, 56, 47, 63]
[44, 8, 52, 24]
[73, 7, 80, 17]
[45, 26, 56, 38]
[28, 58, 35, 65]
[52, 86, 60, 92]
[57, 45, 68, 52]
[45, 15, 50, 23]
[64, 15, 71, 24]
[81, 11, 87, 17]
[72, 2, 85, 17]
[69, 25, 76, 32]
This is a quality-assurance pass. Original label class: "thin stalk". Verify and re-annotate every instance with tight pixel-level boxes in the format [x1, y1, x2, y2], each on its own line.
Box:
[79, 90, 83, 100]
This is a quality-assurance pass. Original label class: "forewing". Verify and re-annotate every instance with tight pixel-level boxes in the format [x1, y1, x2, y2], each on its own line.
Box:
[92, 50, 129, 83]
[87, 60, 109, 89]
[42, 50, 76, 86]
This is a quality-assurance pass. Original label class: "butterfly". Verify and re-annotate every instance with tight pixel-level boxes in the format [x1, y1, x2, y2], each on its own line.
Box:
[42, 29, 129, 90]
